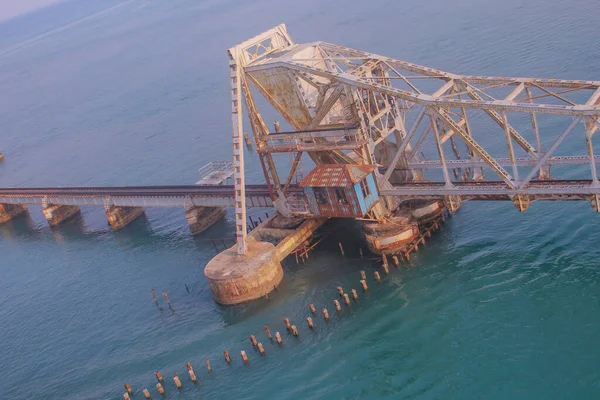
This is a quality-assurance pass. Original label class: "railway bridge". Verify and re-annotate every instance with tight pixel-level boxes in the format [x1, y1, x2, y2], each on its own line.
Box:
[0, 162, 288, 232]
[2, 24, 599, 304]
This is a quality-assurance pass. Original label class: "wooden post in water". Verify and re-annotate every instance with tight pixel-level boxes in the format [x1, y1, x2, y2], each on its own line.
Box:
[360, 280, 368, 291]
[265, 325, 272, 340]
[156, 383, 165, 396]
[173, 372, 182, 389]
[334, 299, 342, 312]
[124, 383, 133, 395]
[307, 316, 314, 329]
[186, 362, 197, 383]
[343, 293, 351, 305]
[163, 291, 172, 309]
[338, 242, 345, 256]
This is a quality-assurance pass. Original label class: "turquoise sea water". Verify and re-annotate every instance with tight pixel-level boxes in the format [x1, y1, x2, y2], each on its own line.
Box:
[1, 0, 600, 399]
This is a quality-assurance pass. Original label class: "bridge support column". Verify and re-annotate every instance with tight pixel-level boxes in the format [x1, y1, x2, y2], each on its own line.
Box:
[589, 195, 600, 212]
[445, 195, 462, 213]
[205, 241, 283, 305]
[106, 206, 144, 230]
[185, 206, 226, 236]
[0, 204, 27, 224]
[43, 204, 80, 226]
[511, 194, 530, 212]
[539, 165, 551, 180]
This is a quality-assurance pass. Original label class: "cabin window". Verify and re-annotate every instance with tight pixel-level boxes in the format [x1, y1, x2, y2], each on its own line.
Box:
[314, 187, 328, 205]
[360, 179, 371, 198]
[334, 188, 348, 205]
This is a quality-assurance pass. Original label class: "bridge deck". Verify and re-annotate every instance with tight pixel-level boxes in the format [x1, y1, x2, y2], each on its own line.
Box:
[0, 180, 597, 210]
[381, 180, 600, 200]
[0, 185, 299, 208]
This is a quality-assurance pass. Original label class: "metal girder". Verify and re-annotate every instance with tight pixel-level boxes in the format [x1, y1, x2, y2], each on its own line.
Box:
[230, 25, 600, 217]
[430, 114, 453, 187]
[246, 60, 600, 116]
[227, 55, 248, 254]
[431, 107, 516, 188]
[382, 106, 426, 183]
[308, 84, 345, 128]
[519, 118, 581, 188]
[380, 181, 600, 198]
[0, 185, 283, 208]
[456, 80, 537, 156]
[409, 155, 600, 169]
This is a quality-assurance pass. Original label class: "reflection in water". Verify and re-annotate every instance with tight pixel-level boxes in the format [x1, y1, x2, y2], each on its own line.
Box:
[0, 210, 39, 242]
[49, 212, 87, 244]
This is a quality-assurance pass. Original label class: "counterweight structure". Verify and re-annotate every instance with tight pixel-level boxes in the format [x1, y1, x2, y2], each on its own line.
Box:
[228, 24, 600, 254]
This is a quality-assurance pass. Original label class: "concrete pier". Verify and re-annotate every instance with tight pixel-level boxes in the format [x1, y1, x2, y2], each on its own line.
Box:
[204, 213, 326, 305]
[0, 204, 27, 224]
[106, 206, 144, 230]
[205, 241, 283, 305]
[185, 206, 226, 235]
[43, 204, 80, 226]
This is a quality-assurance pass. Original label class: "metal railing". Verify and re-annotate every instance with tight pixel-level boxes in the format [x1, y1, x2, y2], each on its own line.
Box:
[197, 161, 233, 178]
[259, 128, 366, 153]
[196, 161, 234, 185]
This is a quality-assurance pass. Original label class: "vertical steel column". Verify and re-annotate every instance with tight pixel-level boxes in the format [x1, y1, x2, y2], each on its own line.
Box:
[525, 87, 543, 153]
[502, 112, 520, 183]
[382, 105, 426, 184]
[229, 53, 247, 255]
[429, 114, 453, 187]
[585, 118, 599, 185]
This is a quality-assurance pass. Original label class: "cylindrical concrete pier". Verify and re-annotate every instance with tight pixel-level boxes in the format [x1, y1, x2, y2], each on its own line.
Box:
[204, 241, 283, 305]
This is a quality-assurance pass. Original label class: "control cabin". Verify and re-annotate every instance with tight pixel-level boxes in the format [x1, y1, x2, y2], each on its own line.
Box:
[299, 164, 379, 218]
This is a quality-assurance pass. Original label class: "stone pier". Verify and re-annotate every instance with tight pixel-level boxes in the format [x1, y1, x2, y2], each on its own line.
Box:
[204, 214, 327, 305]
[0, 204, 27, 224]
[105, 206, 144, 230]
[205, 241, 283, 305]
[43, 204, 80, 227]
[185, 206, 226, 235]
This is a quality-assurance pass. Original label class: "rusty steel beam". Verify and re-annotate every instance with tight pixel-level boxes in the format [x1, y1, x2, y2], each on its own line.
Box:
[228, 25, 600, 218]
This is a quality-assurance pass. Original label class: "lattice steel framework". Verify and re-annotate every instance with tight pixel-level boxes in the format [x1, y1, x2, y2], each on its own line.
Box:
[228, 25, 600, 252]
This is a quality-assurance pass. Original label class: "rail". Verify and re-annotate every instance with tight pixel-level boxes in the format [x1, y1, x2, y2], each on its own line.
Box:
[0, 185, 303, 209]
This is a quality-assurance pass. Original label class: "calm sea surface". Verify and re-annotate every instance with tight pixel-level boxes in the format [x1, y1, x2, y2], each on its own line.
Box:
[1, 0, 600, 399]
